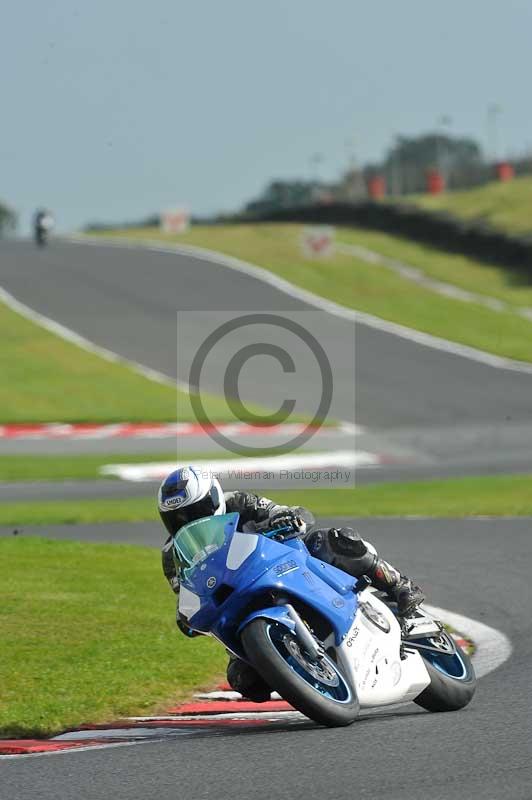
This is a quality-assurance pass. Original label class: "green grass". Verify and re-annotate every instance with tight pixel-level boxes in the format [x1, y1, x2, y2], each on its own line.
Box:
[0, 300, 228, 424]
[0, 537, 227, 737]
[277, 474, 532, 516]
[0, 453, 174, 482]
[0, 296, 302, 425]
[404, 174, 532, 236]
[337, 226, 532, 310]
[0, 449, 305, 482]
[94, 224, 532, 363]
[0, 453, 175, 481]
[2, 474, 532, 527]
[0, 497, 158, 526]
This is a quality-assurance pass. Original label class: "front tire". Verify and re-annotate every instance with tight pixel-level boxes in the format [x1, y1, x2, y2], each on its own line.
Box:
[414, 636, 476, 712]
[241, 618, 358, 727]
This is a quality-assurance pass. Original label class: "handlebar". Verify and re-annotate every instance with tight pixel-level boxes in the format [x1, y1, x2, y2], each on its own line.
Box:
[250, 517, 304, 541]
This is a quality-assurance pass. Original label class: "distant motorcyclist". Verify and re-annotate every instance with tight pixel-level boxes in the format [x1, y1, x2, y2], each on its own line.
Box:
[33, 208, 55, 246]
[158, 465, 425, 702]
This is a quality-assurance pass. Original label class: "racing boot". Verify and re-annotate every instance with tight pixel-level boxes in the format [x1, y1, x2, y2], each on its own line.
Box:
[368, 558, 425, 617]
[226, 655, 272, 703]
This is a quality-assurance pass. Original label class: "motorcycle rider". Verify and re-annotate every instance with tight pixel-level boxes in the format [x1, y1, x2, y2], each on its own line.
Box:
[33, 208, 55, 245]
[159, 465, 424, 702]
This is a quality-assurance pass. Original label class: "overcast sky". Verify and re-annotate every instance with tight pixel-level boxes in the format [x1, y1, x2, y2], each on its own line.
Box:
[2, 0, 531, 232]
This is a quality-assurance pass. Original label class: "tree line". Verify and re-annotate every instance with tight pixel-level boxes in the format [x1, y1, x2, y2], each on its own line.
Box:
[0, 200, 16, 237]
[243, 131, 523, 214]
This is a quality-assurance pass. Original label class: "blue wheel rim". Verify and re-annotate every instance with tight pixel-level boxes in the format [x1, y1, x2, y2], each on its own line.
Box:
[266, 623, 353, 704]
[425, 649, 469, 679]
[419, 635, 470, 680]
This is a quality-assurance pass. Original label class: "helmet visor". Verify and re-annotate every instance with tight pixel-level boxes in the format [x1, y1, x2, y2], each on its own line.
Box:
[166, 492, 216, 529]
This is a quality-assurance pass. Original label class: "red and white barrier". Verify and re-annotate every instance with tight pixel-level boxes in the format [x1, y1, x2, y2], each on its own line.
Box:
[0, 421, 360, 441]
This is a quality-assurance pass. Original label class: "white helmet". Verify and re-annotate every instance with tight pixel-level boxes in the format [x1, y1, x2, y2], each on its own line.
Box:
[158, 465, 226, 536]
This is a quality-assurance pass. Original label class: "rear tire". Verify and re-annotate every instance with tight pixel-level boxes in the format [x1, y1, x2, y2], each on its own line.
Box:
[241, 618, 358, 727]
[414, 640, 476, 712]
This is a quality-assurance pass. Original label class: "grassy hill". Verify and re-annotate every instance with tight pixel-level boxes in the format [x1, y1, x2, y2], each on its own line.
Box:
[404, 174, 532, 237]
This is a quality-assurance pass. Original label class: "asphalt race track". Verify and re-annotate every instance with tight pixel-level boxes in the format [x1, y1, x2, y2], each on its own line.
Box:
[2, 517, 531, 800]
[1, 238, 532, 478]
[0, 239, 530, 428]
[1, 239, 531, 798]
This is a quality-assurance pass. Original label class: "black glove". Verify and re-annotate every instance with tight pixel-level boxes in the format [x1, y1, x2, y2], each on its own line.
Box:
[269, 510, 307, 535]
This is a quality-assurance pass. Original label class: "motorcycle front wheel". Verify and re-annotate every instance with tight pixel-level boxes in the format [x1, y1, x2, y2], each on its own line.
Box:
[241, 618, 359, 727]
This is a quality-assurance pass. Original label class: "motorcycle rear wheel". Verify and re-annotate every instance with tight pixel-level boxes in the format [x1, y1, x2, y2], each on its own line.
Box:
[241, 618, 359, 727]
[414, 637, 476, 712]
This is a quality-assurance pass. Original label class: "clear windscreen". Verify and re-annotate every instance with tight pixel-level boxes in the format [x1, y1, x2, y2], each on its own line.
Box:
[173, 512, 238, 570]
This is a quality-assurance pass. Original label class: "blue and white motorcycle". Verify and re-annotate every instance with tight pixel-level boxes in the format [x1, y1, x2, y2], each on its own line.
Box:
[174, 512, 476, 727]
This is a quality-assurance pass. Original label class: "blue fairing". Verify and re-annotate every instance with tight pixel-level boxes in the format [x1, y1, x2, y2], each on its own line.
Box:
[176, 512, 359, 660]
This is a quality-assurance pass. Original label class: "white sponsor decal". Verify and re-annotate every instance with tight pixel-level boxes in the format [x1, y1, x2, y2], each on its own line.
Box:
[164, 496, 186, 508]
